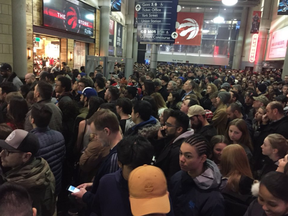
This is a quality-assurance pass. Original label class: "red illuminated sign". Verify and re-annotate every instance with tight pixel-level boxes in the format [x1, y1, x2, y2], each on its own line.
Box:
[249, 34, 259, 63]
[43, 0, 95, 37]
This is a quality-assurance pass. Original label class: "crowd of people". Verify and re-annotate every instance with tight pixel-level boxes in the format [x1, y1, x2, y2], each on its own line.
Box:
[0, 62, 288, 216]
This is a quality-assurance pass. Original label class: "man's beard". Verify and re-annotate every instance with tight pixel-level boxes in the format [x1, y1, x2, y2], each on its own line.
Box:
[192, 121, 203, 132]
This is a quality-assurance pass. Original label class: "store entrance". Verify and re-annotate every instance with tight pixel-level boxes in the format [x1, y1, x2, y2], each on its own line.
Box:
[33, 35, 60, 75]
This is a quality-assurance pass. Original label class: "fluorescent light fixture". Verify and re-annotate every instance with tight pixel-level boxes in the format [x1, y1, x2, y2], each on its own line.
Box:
[85, 14, 95, 21]
[202, 30, 210, 33]
[44, 0, 50, 3]
[222, 0, 238, 6]
[213, 16, 225, 24]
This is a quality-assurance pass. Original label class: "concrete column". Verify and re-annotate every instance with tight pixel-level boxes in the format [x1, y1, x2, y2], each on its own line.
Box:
[283, 46, 288, 78]
[126, 0, 135, 59]
[100, 5, 110, 56]
[12, 0, 27, 78]
[253, 0, 273, 72]
[133, 30, 138, 63]
[150, 44, 158, 73]
[232, 7, 249, 70]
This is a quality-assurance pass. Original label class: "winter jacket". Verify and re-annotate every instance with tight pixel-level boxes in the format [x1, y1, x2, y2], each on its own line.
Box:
[124, 116, 161, 140]
[221, 175, 255, 216]
[1, 158, 56, 216]
[169, 159, 224, 216]
[24, 99, 63, 132]
[200, 94, 212, 110]
[82, 145, 119, 214]
[92, 169, 133, 216]
[2, 72, 23, 90]
[212, 103, 228, 135]
[79, 138, 110, 183]
[155, 129, 194, 180]
[254, 157, 278, 180]
[195, 124, 217, 143]
[31, 127, 65, 196]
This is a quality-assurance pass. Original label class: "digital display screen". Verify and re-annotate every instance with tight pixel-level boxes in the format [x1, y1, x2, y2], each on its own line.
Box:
[111, 0, 121, 12]
[43, 0, 95, 37]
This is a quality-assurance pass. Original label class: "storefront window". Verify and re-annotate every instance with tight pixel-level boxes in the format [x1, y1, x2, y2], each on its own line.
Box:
[33, 35, 60, 75]
[74, 41, 87, 71]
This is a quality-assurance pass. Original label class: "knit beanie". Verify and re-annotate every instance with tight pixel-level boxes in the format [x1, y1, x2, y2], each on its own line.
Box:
[257, 84, 267, 93]
[218, 92, 231, 104]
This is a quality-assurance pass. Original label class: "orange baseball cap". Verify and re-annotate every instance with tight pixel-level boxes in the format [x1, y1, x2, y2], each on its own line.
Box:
[128, 165, 170, 216]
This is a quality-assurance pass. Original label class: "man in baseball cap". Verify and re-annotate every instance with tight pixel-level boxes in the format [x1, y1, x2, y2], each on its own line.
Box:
[77, 87, 98, 115]
[128, 164, 171, 216]
[188, 105, 216, 142]
[252, 95, 269, 110]
[0, 129, 56, 216]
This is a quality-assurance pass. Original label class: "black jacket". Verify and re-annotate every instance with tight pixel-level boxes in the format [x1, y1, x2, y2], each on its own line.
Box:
[169, 160, 224, 216]
[155, 130, 194, 180]
[195, 124, 217, 143]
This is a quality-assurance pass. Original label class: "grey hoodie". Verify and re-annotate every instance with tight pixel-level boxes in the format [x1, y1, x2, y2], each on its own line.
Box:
[193, 159, 222, 190]
[173, 129, 194, 144]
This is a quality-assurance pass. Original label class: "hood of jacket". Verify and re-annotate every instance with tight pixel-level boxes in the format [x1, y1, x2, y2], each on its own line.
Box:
[173, 129, 194, 144]
[4, 157, 55, 191]
[193, 159, 222, 190]
[135, 116, 161, 138]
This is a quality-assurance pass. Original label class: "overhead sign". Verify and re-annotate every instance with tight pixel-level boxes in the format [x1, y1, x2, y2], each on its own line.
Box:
[278, 0, 288, 15]
[249, 34, 259, 63]
[250, 11, 261, 34]
[136, 0, 178, 43]
[268, 27, 288, 59]
[175, 12, 204, 46]
[109, 20, 115, 46]
[116, 23, 123, 48]
[43, 0, 95, 37]
[111, 0, 121, 12]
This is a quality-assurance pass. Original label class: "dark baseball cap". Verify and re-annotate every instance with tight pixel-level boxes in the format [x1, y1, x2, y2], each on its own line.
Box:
[0, 129, 39, 156]
[0, 63, 12, 72]
[78, 87, 98, 99]
[245, 90, 258, 100]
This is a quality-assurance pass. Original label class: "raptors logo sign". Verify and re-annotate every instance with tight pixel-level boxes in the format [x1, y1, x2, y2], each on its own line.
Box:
[175, 13, 204, 46]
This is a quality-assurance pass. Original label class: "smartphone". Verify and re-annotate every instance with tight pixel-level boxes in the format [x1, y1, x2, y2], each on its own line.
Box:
[68, 185, 80, 193]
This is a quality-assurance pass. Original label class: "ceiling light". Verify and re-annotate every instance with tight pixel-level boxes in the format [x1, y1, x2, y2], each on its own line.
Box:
[210, 8, 212, 10]
[202, 30, 210, 33]
[213, 16, 225, 24]
[222, 0, 238, 6]
[224, 8, 226, 10]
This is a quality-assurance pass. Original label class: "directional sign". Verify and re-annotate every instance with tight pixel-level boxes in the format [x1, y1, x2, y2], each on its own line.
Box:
[136, 0, 179, 43]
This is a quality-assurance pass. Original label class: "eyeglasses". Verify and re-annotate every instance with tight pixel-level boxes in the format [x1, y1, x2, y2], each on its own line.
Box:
[1, 149, 22, 156]
[165, 122, 178, 128]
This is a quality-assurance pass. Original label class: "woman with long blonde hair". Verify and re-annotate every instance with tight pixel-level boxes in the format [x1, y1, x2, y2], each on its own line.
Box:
[220, 144, 254, 216]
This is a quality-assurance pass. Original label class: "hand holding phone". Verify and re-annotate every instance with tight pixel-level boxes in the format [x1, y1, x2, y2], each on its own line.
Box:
[68, 185, 80, 193]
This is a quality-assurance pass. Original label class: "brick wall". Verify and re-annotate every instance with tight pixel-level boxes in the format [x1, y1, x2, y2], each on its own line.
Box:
[0, 0, 13, 67]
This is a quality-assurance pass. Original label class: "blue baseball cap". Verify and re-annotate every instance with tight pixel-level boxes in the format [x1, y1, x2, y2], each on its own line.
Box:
[78, 87, 97, 99]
